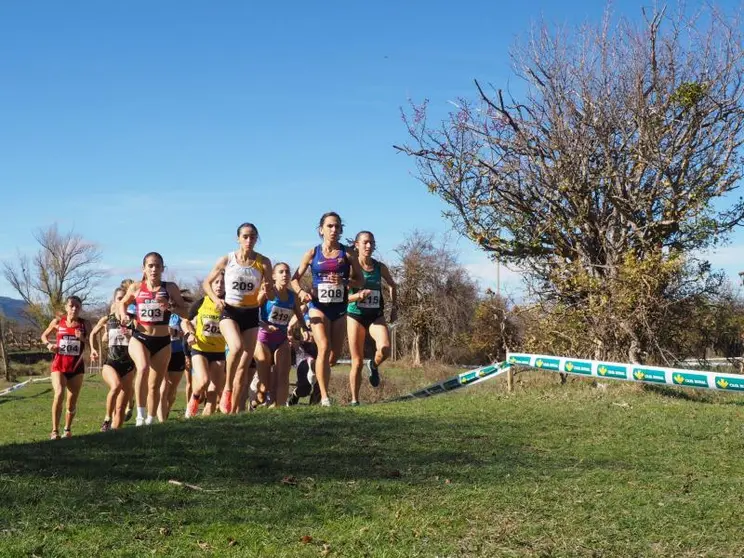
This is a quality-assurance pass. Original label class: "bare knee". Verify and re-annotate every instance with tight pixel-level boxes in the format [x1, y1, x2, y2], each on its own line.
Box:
[316, 342, 330, 359]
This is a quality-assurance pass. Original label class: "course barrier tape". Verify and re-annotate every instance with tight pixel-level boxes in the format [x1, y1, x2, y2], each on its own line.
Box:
[0, 376, 52, 398]
[391, 361, 509, 401]
[506, 352, 744, 392]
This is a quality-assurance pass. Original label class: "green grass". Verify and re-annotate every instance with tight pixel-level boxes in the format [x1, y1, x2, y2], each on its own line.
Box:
[1, 368, 744, 556]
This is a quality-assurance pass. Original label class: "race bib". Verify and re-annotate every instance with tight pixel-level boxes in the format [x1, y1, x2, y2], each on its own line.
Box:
[202, 317, 221, 337]
[317, 283, 344, 303]
[268, 305, 292, 326]
[139, 299, 164, 323]
[108, 328, 129, 346]
[230, 276, 256, 294]
[357, 289, 381, 309]
[58, 337, 81, 356]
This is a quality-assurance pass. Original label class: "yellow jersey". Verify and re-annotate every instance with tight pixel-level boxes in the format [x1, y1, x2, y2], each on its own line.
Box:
[191, 296, 226, 353]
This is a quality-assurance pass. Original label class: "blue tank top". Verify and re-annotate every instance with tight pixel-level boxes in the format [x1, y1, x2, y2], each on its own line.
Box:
[311, 244, 349, 304]
[260, 290, 295, 333]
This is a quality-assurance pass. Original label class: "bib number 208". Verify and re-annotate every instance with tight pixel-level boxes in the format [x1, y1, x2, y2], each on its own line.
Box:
[318, 284, 344, 303]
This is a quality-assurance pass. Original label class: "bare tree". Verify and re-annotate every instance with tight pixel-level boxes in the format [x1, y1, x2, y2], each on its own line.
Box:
[2, 224, 106, 328]
[397, 4, 744, 363]
[392, 231, 478, 365]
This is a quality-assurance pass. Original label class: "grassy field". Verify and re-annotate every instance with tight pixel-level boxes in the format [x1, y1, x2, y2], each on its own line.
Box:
[1, 365, 744, 557]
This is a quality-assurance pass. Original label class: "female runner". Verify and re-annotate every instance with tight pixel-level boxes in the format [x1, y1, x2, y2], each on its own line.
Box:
[202, 223, 272, 414]
[346, 231, 397, 405]
[255, 263, 306, 407]
[291, 212, 363, 406]
[90, 286, 135, 430]
[40, 296, 96, 439]
[119, 252, 189, 426]
[183, 272, 227, 417]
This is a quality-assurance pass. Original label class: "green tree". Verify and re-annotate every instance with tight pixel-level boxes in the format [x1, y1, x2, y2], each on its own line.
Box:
[397, 4, 744, 363]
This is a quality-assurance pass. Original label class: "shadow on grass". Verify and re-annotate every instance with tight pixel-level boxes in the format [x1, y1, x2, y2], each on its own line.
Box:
[0, 408, 537, 483]
[0, 402, 630, 538]
[0, 388, 52, 406]
[641, 383, 744, 405]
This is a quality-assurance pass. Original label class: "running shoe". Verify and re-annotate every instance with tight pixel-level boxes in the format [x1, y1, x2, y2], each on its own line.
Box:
[50, 431, 60, 440]
[321, 398, 331, 407]
[220, 391, 232, 414]
[186, 396, 200, 418]
[135, 416, 145, 427]
[100, 420, 112, 432]
[63, 429, 72, 438]
[287, 391, 300, 406]
[350, 401, 360, 407]
[366, 359, 380, 388]
[124, 408, 133, 422]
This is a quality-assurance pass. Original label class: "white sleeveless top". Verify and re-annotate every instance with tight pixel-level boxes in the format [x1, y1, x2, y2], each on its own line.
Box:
[223, 251, 264, 307]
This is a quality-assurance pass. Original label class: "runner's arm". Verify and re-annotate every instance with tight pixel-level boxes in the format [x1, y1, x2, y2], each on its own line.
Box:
[203, 256, 228, 308]
[380, 263, 398, 322]
[291, 249, 314, 302]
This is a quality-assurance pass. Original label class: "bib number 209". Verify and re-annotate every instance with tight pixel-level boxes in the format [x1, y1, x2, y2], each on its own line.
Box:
[231, 280, 255, 293]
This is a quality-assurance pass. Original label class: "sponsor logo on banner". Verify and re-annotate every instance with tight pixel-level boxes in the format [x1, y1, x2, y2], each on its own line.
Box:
[564, 360, 592, 375]
[715, 376, 744, 391]
[534, 358, 560, 370]
[597, 364, 627, 379]
[671, 372, 709, 388]
[459, 372, 478, 385]
[508, 355, 532, 365]
[632, 368, 666, 383]
[477, 366, 496, 378]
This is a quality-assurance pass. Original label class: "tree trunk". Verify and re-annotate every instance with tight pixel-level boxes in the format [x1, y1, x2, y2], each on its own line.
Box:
[412, 333, 421, 367]
[0, 320, 9, 381]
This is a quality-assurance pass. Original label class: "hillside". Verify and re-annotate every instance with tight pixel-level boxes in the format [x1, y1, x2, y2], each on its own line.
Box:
[0, 296, 26, 323]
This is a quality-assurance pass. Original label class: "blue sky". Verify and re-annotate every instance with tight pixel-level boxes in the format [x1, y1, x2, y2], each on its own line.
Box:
[2, 0, 743, 303]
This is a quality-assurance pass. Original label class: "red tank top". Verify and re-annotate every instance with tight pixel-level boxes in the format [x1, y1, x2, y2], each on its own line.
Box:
[52, 316, 85, 373]
[135, 281, 171, 326]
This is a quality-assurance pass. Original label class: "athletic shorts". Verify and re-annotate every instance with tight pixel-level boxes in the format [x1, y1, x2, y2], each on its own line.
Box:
[308, 300, 346, 322]
[191, 349, 225, 363]
[105, 358, 134, 378]
[258, 328, 288, 353]
[221, 304, 259, 332]
[132, 330, 170, 355]
[168, 351, 186, 372]
[348, 312, 385, 330]
[52, 369, 84, 380]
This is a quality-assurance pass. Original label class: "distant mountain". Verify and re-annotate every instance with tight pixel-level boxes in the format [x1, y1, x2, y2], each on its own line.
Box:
[0, 296, 27, 322]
